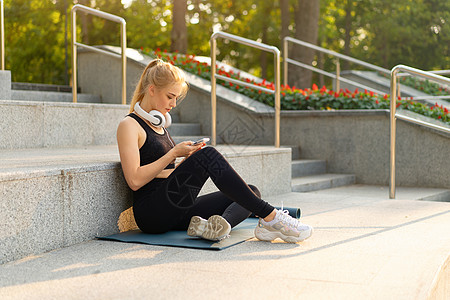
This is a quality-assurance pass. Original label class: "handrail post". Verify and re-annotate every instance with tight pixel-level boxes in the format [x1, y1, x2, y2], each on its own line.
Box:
[389, 68, 399, 199]
[210, 31, 281, 148]
[120, 22, 127, 105]
[71, 4, 126, 104]
[283, 37, 288, 87]
[1, 0, 4, 70]
[71, 7, 77, 103]
[336, 58, 340, 92]
[210, 37, 217, 146]
[275, 50, 281, 148]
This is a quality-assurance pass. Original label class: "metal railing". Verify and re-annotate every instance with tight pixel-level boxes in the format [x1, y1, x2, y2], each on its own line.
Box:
[283, 36, 389, 95]
[210, 31, 281, 147]
[389, 65, 450, 199]
[1, 0, 4, 70]
[71, 4, 126, 104]
[283, 37, 450, 101]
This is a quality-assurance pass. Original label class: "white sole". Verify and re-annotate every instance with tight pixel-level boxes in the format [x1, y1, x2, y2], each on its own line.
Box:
[255, 226, 313, 243]
[187, 215, 231, 241]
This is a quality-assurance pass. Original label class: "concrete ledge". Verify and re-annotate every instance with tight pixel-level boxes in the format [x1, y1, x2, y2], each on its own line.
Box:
[0, 71, 11, 100]
[0, 145, 291, 264]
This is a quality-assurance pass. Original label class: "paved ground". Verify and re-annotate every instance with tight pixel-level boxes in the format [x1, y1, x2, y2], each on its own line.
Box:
[1, 187, 449, 300]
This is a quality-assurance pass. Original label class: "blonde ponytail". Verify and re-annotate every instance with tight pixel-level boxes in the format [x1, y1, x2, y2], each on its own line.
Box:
[129, 59, 189, 113]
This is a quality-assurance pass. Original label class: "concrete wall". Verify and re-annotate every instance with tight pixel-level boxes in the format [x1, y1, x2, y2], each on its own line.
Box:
[180, 86, 450, 188]
[0, 163, 132, 264]
[77, 47, 149, 104]
[0, 100, 129, 149]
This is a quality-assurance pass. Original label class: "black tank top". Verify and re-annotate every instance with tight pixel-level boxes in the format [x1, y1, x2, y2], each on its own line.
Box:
[127, 113, 176, 198]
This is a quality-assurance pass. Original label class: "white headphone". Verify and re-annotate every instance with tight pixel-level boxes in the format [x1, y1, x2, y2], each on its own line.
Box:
[134, 102, 172, 128]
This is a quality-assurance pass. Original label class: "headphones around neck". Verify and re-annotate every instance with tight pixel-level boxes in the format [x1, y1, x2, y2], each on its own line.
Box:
[134, 102, 172, 128]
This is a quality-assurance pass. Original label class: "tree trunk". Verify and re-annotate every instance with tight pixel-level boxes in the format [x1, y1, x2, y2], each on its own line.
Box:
[260, 2, 274, 79]
[171, 0, 188, 54]
[289, 0, 320, 89]
[79, 0, 91, 44]
[280, 0, 290, 40]
[343, 0, 352, 70]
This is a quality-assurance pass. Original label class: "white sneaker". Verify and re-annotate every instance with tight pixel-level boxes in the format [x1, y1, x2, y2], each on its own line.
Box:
[187, 215, 231, 241]
[255, 209, 313, 243]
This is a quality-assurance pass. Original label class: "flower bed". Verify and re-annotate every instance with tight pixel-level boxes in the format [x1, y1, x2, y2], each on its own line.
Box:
[143, 48, 449, 125]
[378, 71, 450, 98]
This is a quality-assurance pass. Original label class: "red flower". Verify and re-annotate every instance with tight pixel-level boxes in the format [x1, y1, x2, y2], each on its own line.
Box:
[312, 83, 318, 91]
[320, 85, 327, 93]
[384, 94, 388, 100]
[376, 100, 379, 104]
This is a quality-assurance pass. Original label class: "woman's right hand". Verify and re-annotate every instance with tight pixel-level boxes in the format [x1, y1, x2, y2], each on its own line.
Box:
[170, 141, 204, 158]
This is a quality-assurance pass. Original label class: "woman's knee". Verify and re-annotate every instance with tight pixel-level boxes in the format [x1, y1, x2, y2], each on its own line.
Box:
[248, 184, 261, 198]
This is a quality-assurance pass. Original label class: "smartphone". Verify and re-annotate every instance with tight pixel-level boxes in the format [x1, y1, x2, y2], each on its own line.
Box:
[192, 138, 210, 145]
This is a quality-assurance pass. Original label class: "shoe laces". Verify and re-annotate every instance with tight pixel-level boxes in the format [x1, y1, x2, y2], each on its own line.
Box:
[277, 202, 302, 229]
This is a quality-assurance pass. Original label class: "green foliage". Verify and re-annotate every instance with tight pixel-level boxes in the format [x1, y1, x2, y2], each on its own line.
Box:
[4, 0, 449, 85]
[5, 0, 68, 84]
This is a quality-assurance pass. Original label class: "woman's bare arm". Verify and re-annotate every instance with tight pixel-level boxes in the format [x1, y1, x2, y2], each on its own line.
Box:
[117, 118, 201, 191]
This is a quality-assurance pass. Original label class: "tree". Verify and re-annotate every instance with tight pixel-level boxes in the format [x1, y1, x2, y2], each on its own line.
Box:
[288, 0, 320, 88]
[171, 0, 188, 53]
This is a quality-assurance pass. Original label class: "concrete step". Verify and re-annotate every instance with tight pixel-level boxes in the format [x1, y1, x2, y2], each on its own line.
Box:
[291, 159, 326, 177]
[281, 145, 301, 160]
[168, 123, 201, 136]
[11, 90, 101, 103]
[0, 145, 291, 264]
[12, 82, 78, 92]
[291, 173, 356, 192]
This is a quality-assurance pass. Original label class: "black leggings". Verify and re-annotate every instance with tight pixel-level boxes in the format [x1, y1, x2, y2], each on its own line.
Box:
[133, 146, 275, 234]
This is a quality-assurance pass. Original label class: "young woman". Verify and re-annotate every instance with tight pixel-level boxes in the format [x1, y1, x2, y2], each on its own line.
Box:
[117, 58, 313, 243]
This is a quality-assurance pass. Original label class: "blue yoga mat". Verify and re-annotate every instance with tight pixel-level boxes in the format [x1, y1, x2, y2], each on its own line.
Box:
[98, 217, 259, 250]
[98, 207, 301, 250]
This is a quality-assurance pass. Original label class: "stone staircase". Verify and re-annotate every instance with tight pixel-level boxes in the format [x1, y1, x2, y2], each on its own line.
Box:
[290, 150, 356, 193]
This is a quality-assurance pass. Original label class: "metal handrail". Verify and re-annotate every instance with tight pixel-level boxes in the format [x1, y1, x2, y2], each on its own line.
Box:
[389, 65, 450, 199]
[1, 0, 4, 70]
[283, 36, 390, 94]
[71, 4, 126, 104]
[210, 31, 281, 147]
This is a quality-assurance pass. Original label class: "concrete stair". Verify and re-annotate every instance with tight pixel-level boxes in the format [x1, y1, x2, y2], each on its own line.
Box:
[11, 82, 101, 103]
[289, 150, 356, 193]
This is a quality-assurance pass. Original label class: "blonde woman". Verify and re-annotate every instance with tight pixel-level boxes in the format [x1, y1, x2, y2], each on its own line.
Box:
[117, 58, 313, 242]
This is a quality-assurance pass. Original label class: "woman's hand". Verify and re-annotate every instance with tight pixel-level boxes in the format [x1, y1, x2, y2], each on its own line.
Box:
[170, 141, 204, 158]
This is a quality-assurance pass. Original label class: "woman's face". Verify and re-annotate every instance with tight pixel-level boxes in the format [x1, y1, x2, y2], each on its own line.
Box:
[150, 82, 183, 114]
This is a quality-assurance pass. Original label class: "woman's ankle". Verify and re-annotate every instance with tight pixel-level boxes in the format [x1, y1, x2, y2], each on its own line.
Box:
[263, 209, 277, 222]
